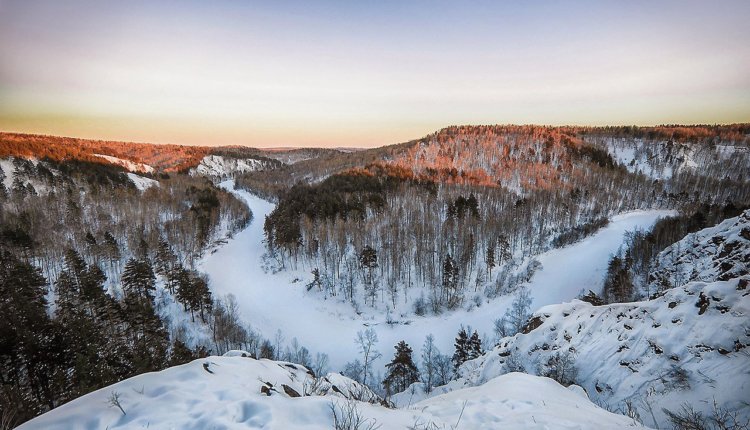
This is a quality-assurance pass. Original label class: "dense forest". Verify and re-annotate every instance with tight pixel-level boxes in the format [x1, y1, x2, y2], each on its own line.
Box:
[251, 125, 750, 316]
[0, 155, 329, 425]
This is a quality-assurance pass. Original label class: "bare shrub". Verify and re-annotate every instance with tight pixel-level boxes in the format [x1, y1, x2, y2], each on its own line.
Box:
[329, 399, 381, 430]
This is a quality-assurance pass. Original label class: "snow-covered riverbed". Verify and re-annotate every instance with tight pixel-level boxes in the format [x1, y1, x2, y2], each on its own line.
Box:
[200, 181, 675, 372]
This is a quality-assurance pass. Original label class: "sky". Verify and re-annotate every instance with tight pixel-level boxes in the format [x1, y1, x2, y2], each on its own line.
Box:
[0, 0, 749, 148]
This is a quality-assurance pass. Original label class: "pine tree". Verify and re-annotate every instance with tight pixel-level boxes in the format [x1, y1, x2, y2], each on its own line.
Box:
[467, 193, 479, 218]
[122, 259, 156, 304]
[154, 239, 177, 278]
[382, 341, 420, 395]
[486, 243, 496, 278]
[468, 330, 482, 360]
[452, 328, 469, 372]
[443, 254, 460, 308]
[0, 250, 59, 417]
[359, 246, 378, 282]
[169, 340, 197, 366]
[602, 255, 634, 303]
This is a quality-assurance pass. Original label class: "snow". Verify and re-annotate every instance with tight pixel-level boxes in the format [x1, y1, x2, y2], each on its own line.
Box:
[648, 209, 750, 292]
[18, 355, 646, 429]
[125, 173, 158, 191]
[0, 158, 15, 189]
[199, 180, 674, 374]
[412, 373, 644, 429]
[415, 277, 750, 429]
[93, 154, 154, 173]
[598, 138, 750, 181]
[0, 157, 52, 194]
[191, 155, 268, 178]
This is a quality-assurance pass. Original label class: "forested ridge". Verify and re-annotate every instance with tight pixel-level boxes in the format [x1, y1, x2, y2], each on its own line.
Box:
[0, 132, 316, 173]
[248, 124, 750, 317]
[0, 156, 257, 424]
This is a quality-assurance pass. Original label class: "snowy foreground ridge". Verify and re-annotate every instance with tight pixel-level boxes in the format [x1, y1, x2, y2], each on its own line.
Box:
[18, 353, 646, 430]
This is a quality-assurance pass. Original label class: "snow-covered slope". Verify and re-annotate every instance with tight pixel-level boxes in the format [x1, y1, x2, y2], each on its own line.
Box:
[125, 172, 158, 191]
[93, 154, 155, 174]
[596, 138, 750, 180]
[191, 155, 275, 178]
[603, 139, 686, 179]
[18, 354, 646, 429]
[648, 210, 750, 293]
[413, 277, 750, 429]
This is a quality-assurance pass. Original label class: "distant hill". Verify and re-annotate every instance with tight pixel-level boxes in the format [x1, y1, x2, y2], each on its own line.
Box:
[0, 132, 345, 173]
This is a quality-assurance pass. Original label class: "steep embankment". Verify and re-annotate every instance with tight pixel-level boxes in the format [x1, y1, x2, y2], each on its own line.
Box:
[648, 210, 750, 292]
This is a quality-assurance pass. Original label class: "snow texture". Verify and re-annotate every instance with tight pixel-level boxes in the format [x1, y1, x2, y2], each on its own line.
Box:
[600, 138, 750, 180]
[18, 355, 645, 429]
[648, 210, 750, 292]
[125, 173, 158, 191]
[410, 277, 750, 429]
[191, 155, 270, 178]
[93, 154, 154, 173]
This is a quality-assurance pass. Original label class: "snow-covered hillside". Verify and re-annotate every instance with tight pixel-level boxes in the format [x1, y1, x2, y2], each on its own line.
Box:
[18, 353, 646, 430]
[648, 210, 750, 293]
[191, 155, 276, 178]
[409, 277, 750, 429]
[93, 154, 155, 174]
[595, 138, 750, 180]
[125, 172, 158, 191]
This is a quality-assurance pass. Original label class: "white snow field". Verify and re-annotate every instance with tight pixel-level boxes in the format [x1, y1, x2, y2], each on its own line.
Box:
[18, 353, 646, 430]
[199, 181, 674, 372]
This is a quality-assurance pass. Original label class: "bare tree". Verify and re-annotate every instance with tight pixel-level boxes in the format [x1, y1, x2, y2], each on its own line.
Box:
[355, 328, 381, 387]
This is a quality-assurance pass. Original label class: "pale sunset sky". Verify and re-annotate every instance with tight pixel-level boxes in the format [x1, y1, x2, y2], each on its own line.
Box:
[0, 0, 749, 147]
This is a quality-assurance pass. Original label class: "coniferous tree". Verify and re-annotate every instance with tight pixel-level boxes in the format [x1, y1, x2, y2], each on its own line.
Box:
[154, 239, 177, 278]
[486, 243, 496, 278]
[468, 330, 482, 360]
[452, 327, 469, 372]
[0, 250, 61, 421]
[122, 259, 156, 304]
[169, 340, 197, 366]
[359, 246, 378, 283]
[383, 341, 420, 395]
[602, 255, 634, 303]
